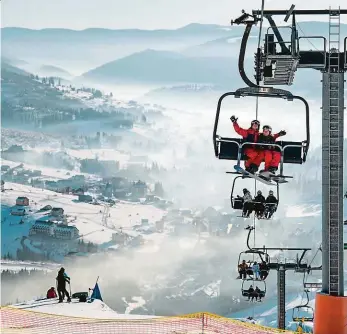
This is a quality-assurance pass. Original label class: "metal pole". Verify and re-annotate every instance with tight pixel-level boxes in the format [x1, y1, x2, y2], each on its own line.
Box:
[277, 264, 286, 329]
[321, 72, 345, 296]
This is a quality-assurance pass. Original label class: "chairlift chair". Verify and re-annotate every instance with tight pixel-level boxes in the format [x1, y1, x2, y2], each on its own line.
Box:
[241, 279, 266, 299]
[231, 176, 279, 218]
[238, 250, 270, 280]
[292, 305, 314, 323]
[213, 87, 310, 180]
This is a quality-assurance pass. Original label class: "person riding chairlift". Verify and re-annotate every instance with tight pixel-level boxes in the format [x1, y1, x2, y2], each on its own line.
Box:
[264, 190, 278, 219]
[254, 190, 265, 219]
[258, 125, 286, 175]
[238, 259, 248, 280]
[230, 116, 264, 174]
[260, 261, 269, 280]
[238, 188, 254, 218]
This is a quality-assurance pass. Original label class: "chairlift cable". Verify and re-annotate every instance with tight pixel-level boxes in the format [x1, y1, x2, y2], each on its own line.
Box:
[307, 244, 322, 268]
[251, 0, 265, 319]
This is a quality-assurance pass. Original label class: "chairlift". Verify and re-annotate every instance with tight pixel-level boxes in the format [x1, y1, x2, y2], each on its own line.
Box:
[231, 176, 279, 219]
[213, 87, 310, 181]
[237, 250, 270, 280]
[241, 279, 266, 300]
[292, 290, 314, 322]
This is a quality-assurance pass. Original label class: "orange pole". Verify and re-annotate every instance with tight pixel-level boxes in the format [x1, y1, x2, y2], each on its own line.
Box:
[314, 293, 347, 334]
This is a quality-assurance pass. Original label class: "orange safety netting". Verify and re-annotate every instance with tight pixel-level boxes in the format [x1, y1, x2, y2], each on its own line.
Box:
[0, 307, 298, 334]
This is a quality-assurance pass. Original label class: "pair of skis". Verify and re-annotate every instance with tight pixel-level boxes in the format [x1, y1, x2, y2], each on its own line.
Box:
[229, 165, 291, 185]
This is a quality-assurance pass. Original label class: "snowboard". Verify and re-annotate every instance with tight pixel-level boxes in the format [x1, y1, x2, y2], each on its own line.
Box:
[233, 165, 274, 186]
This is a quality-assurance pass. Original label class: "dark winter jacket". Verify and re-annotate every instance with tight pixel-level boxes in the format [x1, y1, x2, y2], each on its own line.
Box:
[56, 270, 70, 289]
[266, 195, 278, 204]
[258, 132, 286, 151]
[233, 122, 259, 144]
[254, 195, 265, 204]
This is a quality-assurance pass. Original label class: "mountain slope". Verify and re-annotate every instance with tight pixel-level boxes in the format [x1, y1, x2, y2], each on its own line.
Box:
[80, 49, 237, 85]
[37, 65, 72, 78]
[1, 24, 236, 73]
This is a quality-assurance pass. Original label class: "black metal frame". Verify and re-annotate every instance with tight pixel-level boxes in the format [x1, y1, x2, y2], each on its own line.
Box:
[241, 279, 266, 298]
[291, 290, 314, 322]
[230, 176, 279, 218]
[213, 87, 310, 176]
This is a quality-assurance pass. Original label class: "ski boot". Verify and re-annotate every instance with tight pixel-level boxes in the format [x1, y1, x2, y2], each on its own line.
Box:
[268, 167, 278, 175]
[246, 164, 258, 174]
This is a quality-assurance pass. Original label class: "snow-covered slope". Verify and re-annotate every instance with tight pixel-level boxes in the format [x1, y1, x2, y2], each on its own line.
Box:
[1, 182, 166, 258]
[11, 298, 159, 319]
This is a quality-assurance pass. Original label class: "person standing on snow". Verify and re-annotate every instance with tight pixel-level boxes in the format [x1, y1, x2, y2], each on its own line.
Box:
[56, 267, 71, 303]
[257, 125, 286, 174]
[230, 116, 264, 174]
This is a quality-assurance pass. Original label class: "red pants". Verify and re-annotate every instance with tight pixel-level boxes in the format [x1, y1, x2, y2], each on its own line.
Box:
[244, 148, 264, 168]
[264, 150, 281, 170]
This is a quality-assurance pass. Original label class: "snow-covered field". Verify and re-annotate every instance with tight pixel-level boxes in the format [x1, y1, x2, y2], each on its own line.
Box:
[1, 159, 94, 181]
[11, 298, 159, 319]
[1, 182, 166, 256]
[1, 260, 60, 273]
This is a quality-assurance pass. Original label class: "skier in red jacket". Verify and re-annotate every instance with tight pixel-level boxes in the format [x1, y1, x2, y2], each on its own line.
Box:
[258, 125, 286, 174]
[46, 287, 57, 299]
[230, 116, 263, 173]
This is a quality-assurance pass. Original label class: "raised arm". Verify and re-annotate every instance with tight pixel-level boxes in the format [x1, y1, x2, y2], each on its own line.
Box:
[230, 116, 248, 137]
[273, 130, 286, 140]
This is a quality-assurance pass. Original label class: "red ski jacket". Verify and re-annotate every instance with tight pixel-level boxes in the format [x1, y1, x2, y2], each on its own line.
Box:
[233, 122, 259, 144]
[47, 289, 57, 299]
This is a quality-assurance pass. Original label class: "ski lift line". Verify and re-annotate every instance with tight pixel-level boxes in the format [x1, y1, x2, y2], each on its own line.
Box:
[251, 2, 265, 320]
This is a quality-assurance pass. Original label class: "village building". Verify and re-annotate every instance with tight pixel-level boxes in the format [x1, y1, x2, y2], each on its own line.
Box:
[54, 225, 79, 240]
[29, 221, 55, 237]
[16, 196, 29, 206]
[78, 194, 93, 202]
[131, 180, 147, 197]
[29, 219, 79, 240]
[51, 207, 64, 217]
[11, 207, 26, 216]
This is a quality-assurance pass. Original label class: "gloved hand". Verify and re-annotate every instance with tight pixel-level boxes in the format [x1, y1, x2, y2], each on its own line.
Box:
[278, 130, 286, 136]
[230, 115, 238, 123]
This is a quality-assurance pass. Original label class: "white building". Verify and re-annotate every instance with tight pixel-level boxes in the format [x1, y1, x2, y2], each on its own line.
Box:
[54, 224, 79, 240]
[29, 221, 55, 236]
[29, 220, 79, 240]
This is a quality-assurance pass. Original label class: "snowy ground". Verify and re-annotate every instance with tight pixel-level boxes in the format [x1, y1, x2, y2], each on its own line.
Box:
[11, 298, 159, 319]
[1, 182, 166, 257]
[1, 159, 96, 181]
[1, 260, 60, 273]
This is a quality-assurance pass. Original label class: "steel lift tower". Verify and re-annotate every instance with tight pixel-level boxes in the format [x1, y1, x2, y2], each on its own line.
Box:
[248, 7, 347, 333]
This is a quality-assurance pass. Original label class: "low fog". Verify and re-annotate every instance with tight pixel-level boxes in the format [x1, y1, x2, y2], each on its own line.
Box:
[2, 221, 323, 314]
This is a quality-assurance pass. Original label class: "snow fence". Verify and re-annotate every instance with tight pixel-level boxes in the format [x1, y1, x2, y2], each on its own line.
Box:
[0, 307, 302, 334]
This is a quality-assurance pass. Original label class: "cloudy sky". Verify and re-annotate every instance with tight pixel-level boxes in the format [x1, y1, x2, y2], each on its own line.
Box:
[2, 0, 347, 29]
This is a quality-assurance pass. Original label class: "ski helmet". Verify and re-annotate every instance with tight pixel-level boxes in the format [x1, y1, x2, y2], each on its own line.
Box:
[257, 190, 262, 195]
[251, 120, 260, 127]
[269, 190, 274, 195]
[243, 188, 248, 193]
[263, 125, 272, 132]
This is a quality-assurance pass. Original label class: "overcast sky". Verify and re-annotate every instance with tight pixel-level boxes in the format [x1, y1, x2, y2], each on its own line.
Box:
[2, 0, 347, 30]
